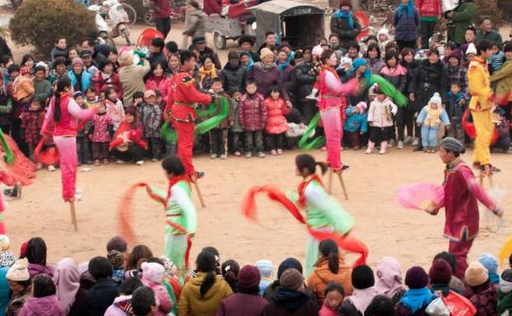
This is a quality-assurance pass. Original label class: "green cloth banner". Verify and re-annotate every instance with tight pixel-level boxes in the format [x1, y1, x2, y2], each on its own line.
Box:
[369, 74, 408, 107]
[0, 128, 14, 164]
[298, 112, 325, 150]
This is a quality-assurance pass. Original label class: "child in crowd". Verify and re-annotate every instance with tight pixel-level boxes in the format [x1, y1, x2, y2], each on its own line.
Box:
[446, 83, 468, 145]
[222, 259, 240, 293]
[264, 86, 291, 156]
[20, 98, 45, 159]
[18, 274, 64, 316]
[85, 86, 98, 107]
[319, 282, 345, 316]
[141, 90, 162, 162]
[209, 78, 234, 160]
[489, 43, 505, 74]
[0, 235, 16, 268]
[104, 86, 125, 130]
[74, 92, 93, 166]
[230, 89, 244, 156]
[133, 91, 145, 119]
[396, 266, 436, 316]
[90, 102, 114, 166]
[141, 261, 173, 316]
[493, 108, 511, 152]
[256, 260, 273, 297]
[416, 93, 450, 153]
[86, 256, 118, 316]
[107, 250, 125, 285]
[344, 102, 368, 150]
[239, 81, 267, 158]
[366, 87, 397, 154]
[131, 287, 157, 316]
[32, 66, 52, 106]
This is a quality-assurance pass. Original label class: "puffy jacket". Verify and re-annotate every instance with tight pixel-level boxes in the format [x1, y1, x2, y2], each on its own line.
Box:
[330, 12, 361, 50]
[380, 64, 408, 93]
[264, 97, 291, 134]
[294, 61, 316, 101]
[239, 93, 267, 131]
[368, 98, 398, 127]
[367, 58, 385, 74]
[68, 69, 92, 93]
[447, 1, 475, 45]
[145, 75, 173, 101]
[85, 279, 119, 316]
[415, 0, 442, 17]
[307, 256, 353, 306]
[491, 59, 512, 105]
[393, 8, 420, 42]
[220, 63, 246, 95]
[409, 59, 447, 111]
[177, 272, 233, 316]
[142, 279, 173, 316]
[468, 281, 498, 316]
[92, 72, 123, 99]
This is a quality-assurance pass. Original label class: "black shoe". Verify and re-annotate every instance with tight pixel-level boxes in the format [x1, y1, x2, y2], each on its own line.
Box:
[413, 146, 423, 152]
[342, 165, 350, 171]
[196, 171, 205, 179]
[481, 164, 501, 174]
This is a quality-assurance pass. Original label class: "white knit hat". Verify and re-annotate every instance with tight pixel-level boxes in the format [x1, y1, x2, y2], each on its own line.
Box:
[0, 235, 10, 251]
[312, 45, 323, 57]
[6, 258, 30, 282]
[378, 28, 390, 38]
[466, 43, 477, 56]
[340, 57, 353, 66]
[141, 262, 165, 283]
[429, 92, 442, 106]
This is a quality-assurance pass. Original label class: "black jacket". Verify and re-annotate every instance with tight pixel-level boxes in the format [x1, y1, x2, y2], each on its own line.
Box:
[294, 61, 316, 101]
[330, 15, 361, 50]
[262, 289, 318, 316]
[85, 279, 118, 316]
[220, 62, 247, 95]
[409, 59, 447, 110]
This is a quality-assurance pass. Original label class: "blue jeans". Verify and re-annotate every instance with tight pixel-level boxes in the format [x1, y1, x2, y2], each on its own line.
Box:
[421, 125, 440, 148]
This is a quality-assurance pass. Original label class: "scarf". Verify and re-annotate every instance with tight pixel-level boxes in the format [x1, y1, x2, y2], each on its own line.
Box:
[349, 287, 379, 314]
[333, 10, 354, 29]
[199, 66, 217, 82]
[400, 287, 435, 313]
[448, 91, 463, 104]
[498, 290, 512, 316]
[255, 62, 276, 73]
[398, 0, 414, 18]
[278, 61, 289, 75]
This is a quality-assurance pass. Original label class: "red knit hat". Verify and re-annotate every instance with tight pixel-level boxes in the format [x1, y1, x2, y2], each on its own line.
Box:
[429, 259, 452, 285]
[339, 0, 352, 8]
[238, 265, 261, 290]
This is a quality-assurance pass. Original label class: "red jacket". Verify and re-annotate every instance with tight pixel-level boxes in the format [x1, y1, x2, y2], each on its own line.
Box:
[239, 93, 266, 131]
[92, 72, 123, 99]
[415, 0, 442, 18]
[264, 97, 290, 134]
[167, 72, 212, 122]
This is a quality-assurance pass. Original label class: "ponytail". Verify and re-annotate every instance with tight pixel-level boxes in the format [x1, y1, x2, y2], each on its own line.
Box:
[315, 162, 328, 175]
[200, 272, 216, 297]
[54, 93, 61, 123]
[319, 239, 339, 274]
[296, 154, 328, 176]
[196, 250, 218, 297]
[54, 77, 72, 124]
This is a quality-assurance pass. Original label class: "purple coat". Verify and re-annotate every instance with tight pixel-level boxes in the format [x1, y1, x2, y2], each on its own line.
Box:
[248, 63, 289, 100]
[18, 295, 65, 316]
[28, 263, 55, 278]
[215, 293, 268, 316]
[104, 295, 132, 316]
[239, 93, 267, 131]
[393, 8, 420, 42]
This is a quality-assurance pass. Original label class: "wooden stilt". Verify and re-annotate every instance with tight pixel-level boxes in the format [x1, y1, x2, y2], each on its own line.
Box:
[69, 201, 78, 232]
[336, 172, 349, 200]
[192, 180, 206, 208]
[328, 168, 333, 194]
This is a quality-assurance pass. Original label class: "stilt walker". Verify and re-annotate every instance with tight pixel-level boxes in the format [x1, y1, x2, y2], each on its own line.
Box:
[468, 40, 500, 176]
[426, 138, 502, 279]
[40, 77, 98, 230]
[242, 154, 368, 277]
[119, 155, 197, 284]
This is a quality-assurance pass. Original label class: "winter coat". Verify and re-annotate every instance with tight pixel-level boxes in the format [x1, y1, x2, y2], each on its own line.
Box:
[239, 93, 267, 131]
[85, 279, 118, 316]
[142, 279, 173, 316]
[183, 10, 206, 38]
[215, 293, 268, 316]
[446, 91, 468, 122]
[68, 288, 88, 316]
[0, 89, 11, 126]
[220, 63, 246, 95]
[416, 105, 450, 127]
[344, 106, 368, 133]
[104, 295, 133, 316]
[0, 268, 10, 316]
[448, 1, 475, 45]
[32, 78, 52, 105]
[68, 70, 92, 93]
[476, 30, 503, 46]
[367, 58, 385, 74]
[6, 285, 31, 316]
[393, 8, 420, 42]
[380, 64, 408, 93]
[141, 104, 162, 138]
[18, 295, 65, 316]
[91, 113, 114, 143]
[92, 72, 123, 99]
[468, 281, 498, 316]
[264, 97, 291, 134]
[330, 12, 361, 50]
[294, 61, 316, 101]
[105, 99, 125, 128]
[491, 59, 512, 105]
[119, 59, 151, 106]
[28, 263, 55, 278]
[445, 64, 468, 93]
[248, 63, 289, 100]
[177, 272, 233, 316]
[145, 75, 173, 101]
[262, 289, 318, 316]
[409, 59, 447, 111]
[368, 98, 398, 127]
[415, 0, 442, 17]
[307, 256, 353, 306]
[401, 59, 419, 94]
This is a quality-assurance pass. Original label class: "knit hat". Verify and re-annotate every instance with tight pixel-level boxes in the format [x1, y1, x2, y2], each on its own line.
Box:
[340, 57, 353, 66]
[19, 240, 28, 258]
[260, 48, 274, 61]
[356, 101, 367, 112]
[280, 268, 304, 290]
[405, 266, 429, 289]
[429, 92, 442, 106]
[0, 235, 10, 251]
[500, 269, 512, 294]
[238, 265, 261, 290]
[256, 260, 273, 278]
[429, 259, 452, 285]
[339, 0, 352, 8]
[107, 250, 124, 269]
[72, 58, 84, 67]
[20, 67, 31, 76]
[478, 254, 498, 283]
[277, 258, 303, 279]
[449, 50, 462, 61]
[144, 90, 156, 99]
[377, 28, 390, 38]
[466, 43, 477, 56]
[106, 236, 128, 253]
[465, 261, 489, 287]
[440, 137, 466, 154]
[141, 262, 165, 283]
[6, 258, 30, 282]
[352, 265, 375, 290]
[36, 61, 49, 70]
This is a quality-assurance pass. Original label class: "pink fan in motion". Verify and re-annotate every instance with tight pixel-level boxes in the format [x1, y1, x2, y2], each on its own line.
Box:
[396, 182, 444, 211]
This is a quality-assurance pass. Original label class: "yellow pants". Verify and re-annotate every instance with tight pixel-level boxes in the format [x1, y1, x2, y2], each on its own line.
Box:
[471, 110, 493, 165]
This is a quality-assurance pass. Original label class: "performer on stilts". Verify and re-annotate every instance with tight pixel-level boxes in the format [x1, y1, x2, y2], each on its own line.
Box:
[468, 40, 500, 175]
[119, 155, 196, 283]
[426, 137, 502, 279]
[242, 154, 368, 277]
[41, 77, 99, 202]
[166, 50, 213, 179]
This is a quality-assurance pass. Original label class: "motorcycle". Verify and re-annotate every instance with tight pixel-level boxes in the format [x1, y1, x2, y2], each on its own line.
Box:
[142, 0, 186, 26]
[89, 0, 132, 46]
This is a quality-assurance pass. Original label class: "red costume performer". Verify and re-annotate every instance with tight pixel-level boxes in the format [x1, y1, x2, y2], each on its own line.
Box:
[166, 60, 212, 178]
[431, 138, 500, 278]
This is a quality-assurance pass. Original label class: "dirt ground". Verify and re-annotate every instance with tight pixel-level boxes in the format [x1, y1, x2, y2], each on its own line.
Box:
[2, 16, 512, 272]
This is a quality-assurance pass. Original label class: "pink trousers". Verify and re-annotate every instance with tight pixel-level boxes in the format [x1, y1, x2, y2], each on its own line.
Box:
[320, 107, 343, 171]
[54, 136, 77, 200]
